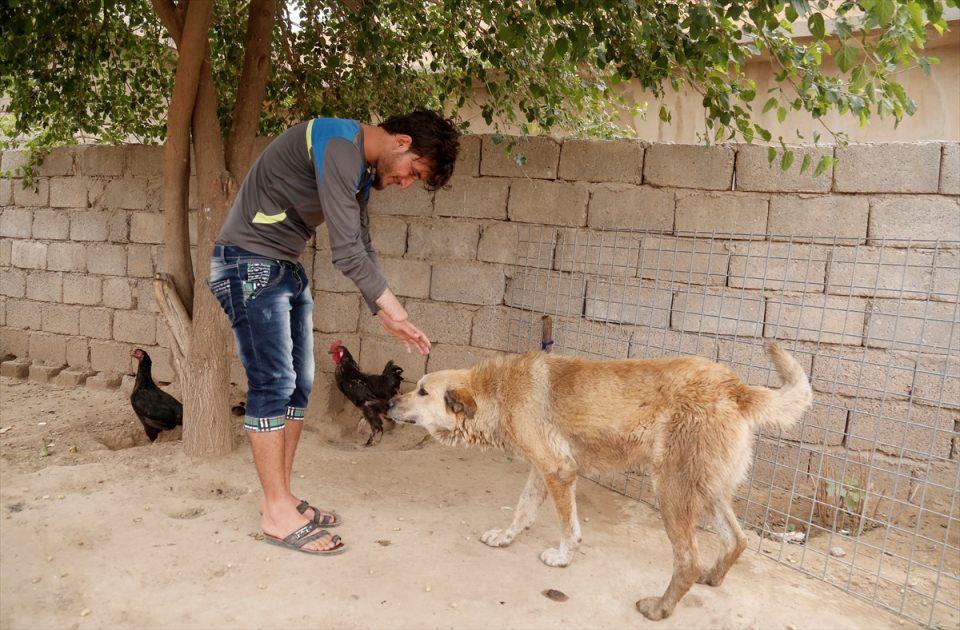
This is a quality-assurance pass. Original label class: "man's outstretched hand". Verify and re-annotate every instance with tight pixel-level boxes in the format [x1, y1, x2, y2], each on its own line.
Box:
[375, 289, 431, 355]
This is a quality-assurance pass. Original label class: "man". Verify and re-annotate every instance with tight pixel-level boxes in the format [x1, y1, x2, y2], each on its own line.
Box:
[208, 110, 460, 555]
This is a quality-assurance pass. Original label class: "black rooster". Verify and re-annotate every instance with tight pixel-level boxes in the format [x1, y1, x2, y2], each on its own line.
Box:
[329, 340, 403, 446]
[130, 348, 183, 442]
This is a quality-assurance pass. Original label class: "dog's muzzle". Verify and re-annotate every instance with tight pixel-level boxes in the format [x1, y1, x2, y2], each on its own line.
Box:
[385, 398, 417, 425]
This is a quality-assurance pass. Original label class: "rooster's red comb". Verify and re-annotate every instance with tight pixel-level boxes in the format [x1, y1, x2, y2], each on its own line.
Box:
[329, 339, 343, 352]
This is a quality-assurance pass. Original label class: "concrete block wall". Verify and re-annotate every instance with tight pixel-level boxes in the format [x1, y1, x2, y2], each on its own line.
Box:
[1, 138, 958, 476]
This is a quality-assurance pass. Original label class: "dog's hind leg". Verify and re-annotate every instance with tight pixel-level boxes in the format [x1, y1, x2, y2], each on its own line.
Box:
[481, 467, 547, 548]
[635, 493, 704, 621]
[538, 466, 581, 567]
[697, 499, 747, 587]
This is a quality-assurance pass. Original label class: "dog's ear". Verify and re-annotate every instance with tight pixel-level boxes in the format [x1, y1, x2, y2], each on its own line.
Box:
[444, 387, 476, 419]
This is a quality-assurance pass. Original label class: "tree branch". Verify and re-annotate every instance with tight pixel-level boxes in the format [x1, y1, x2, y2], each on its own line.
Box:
[152, 273, 191, 376]
[226, 0, 280, 177]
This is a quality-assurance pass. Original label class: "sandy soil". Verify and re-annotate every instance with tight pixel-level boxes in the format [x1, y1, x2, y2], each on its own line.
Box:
[0, 376, 910, 630]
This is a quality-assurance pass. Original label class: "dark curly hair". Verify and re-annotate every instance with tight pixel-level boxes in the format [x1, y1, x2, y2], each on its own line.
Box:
[379, 110, 460, 190]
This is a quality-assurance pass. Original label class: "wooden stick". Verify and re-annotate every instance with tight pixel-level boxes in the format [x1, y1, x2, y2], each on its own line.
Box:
[152, 273, 193, 378]
[541, 315, 554, 353]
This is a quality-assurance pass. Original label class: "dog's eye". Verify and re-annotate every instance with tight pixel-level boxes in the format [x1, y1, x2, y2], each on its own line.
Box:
[418, 388, 428, 396]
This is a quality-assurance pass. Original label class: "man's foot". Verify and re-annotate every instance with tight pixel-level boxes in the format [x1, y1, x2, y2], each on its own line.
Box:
[261, 502, 341, 553]
[259, 495, 339, 527]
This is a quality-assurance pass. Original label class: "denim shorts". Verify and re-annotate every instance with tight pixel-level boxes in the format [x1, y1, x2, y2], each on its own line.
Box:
[208, 244, 314, 432]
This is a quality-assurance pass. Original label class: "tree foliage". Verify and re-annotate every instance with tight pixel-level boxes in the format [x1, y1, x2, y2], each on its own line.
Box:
[1, 0, 955, 171]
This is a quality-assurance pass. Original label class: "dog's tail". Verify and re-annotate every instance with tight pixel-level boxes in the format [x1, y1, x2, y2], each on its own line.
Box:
[743, 342, 813, 430]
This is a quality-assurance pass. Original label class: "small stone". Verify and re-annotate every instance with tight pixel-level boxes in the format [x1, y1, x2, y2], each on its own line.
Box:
[369, 569, 375, 575]
[0, 427, 11, 434]
[542, 589, 568, 602]
[393, 527, 401, 532]
[425, 585, 431, 592]
[258, 584, 267, 590]
[830, 547, 846, 558]
[80, 609, 91, 617]
[143, 506, 150, 511]
[584, 517, 590, 522]
[56, 495, 64, 500]
[450, 603, 458, 609]
[31, 576, 41, 584]
[299, 474, 305, 479]
[41, 495, 50, 500]
[46, 556, 53, 562]
[397, 516, 404, 521]
[133, 517, 142, 523]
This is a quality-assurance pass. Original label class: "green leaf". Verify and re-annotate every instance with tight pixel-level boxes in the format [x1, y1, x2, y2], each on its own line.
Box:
[780, 150, 795, 171]
[800, 153, 812, 173]
[777, 106, 787, 123]
[659, 105, 671, 122]
[762, 97, 778, 113]
[768, 146, 777, 163]
[813, 155, 833, 177]
[836, 44, 858, 73]
[808, 13, 825, 39]
[876, 0, 896, 24]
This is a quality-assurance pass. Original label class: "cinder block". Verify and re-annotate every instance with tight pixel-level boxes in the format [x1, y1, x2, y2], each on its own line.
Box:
[1, 150, 29, 175]
[30, 210, 70, 240]
[312, 291, 360, 333]
[1, 268, 26, 298]
[941, 143, 960, 194]
[38, 148, 76, 177]
[41, 304, 80, 335]
[644, 144, 734, 190]
[90, 339, 135, 374]
[867, 195, 960, 244]
[749, 438, 813, 489]
[406, 219, 479, 260]
[865, 300, 957, 355]
[638, 235, 728, 286]
[126, 244, 154, 278]
[113, 309, 157, 344]
[471, 305, 526, 352]
[358, 334, 426, 382]
[126, 145, 164, 177]
[453, 134, 481, 178]
[427, 344, 499, 372]
[135, 280, 159, 313]
[758, 394, 847, 445]
[587, 184, 673, 231]
[810, 346, 914, 401]
[79, 307, 113, 339]
[430, 262, 503, 305]
[672, 288, 764, 337]
[80, 146, 125, 176]
[66, 336, 89, 367]
[12, 241, 47, 270]
[835, 143, 941, 193]
[380, 258, 432, 299]
[312, 253, 359, 293]
[367, 183, 433, 216]
[0, 179, 12, 205]
[558, 139, 643, 184]
[368, 216, 407, 257]
[94, 177, 148, 210]
[404, 299, 474, 345]
[912, 355, 959, 410]
[481, 136, 560, 179]
[53, 367, 94, 387]
[631, 328, 719, 361]
[28, 363, 65, 383]
[553, 317, 632, 359]
[108, 209, 130, 243]
[29, 331, 67, 365]
[554, 228, 641, 277]
[85, 244, 127, 276]
[845, 399, 956, 459]
[728, 242, 828, 292]
[767, 195, 869, 243]
[25, 271, 62, 302]
[434, 177, 509, 220]
[932, 249, 958, 301]
[69, 210, 109, 241]
[675, 191, 768, 237]
[13, 178, 49, 206]
[479, 222, 555, 268]
[5, 299, 41, 329]
[49, 177, 88, 208]
[101, 277, 134, 309]
[1, 208, 33, 238]
[505, 270, 585, 318]
[736, 145, 834, 193]
[0, 240, 9, 266]
[0, 328, 30, 357]
[764, 294, 866, 345]
[585, 281, 672, 327]
[130, 211, 165, 244]
[46, 242, 86, 272]
[86, 372, 122, 390]
[0, 358, 30, 378]
[826, 246, 934, 298]
[508, 179, 589, 227]
[146, 346, 175, 383]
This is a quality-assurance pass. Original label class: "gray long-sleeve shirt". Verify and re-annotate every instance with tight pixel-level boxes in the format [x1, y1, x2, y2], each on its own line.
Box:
[216, 118, 387, 312]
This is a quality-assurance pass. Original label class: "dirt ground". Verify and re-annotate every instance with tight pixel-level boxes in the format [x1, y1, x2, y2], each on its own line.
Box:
[0, 376, 911, 630]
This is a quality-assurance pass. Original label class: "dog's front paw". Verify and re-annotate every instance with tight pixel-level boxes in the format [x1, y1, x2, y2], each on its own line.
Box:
[480, 528, 514, 547]
[539, 547, 571, 567]
[635, 597, 671, 621]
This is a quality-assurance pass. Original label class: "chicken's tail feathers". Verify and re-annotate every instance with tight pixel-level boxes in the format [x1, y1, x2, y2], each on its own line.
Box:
[382, 360, 404, 376]
[742, 342, 813, 431]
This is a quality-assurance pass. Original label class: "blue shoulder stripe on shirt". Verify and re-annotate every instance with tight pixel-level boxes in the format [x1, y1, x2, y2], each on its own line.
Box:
[308, 118, 366, 192]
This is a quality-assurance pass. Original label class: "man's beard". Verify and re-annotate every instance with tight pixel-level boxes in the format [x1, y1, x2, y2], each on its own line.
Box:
[372, 170, 385, 190]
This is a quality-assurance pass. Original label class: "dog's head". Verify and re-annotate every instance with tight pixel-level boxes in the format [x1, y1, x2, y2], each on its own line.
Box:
[386, 369, 477, 443]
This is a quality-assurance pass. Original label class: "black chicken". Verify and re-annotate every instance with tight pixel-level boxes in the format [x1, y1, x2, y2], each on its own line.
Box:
[329, 340, 403, 446]
[130, 348, 183, 442]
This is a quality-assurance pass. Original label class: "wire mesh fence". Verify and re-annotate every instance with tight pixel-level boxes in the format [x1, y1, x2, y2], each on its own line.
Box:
[505, 224, 959, 628]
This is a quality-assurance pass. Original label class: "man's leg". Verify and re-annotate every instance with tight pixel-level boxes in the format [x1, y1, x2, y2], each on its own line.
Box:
[283, 266, 315, 489]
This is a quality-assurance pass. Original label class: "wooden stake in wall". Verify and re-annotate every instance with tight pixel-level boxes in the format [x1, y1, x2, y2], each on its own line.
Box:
[540, 315, 554, 353]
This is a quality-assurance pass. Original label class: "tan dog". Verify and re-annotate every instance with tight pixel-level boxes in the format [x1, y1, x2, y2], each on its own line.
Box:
[387, 343, 813, 620]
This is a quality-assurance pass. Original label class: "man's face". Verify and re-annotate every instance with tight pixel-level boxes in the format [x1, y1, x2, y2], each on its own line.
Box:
[373, 134, 433, 190]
